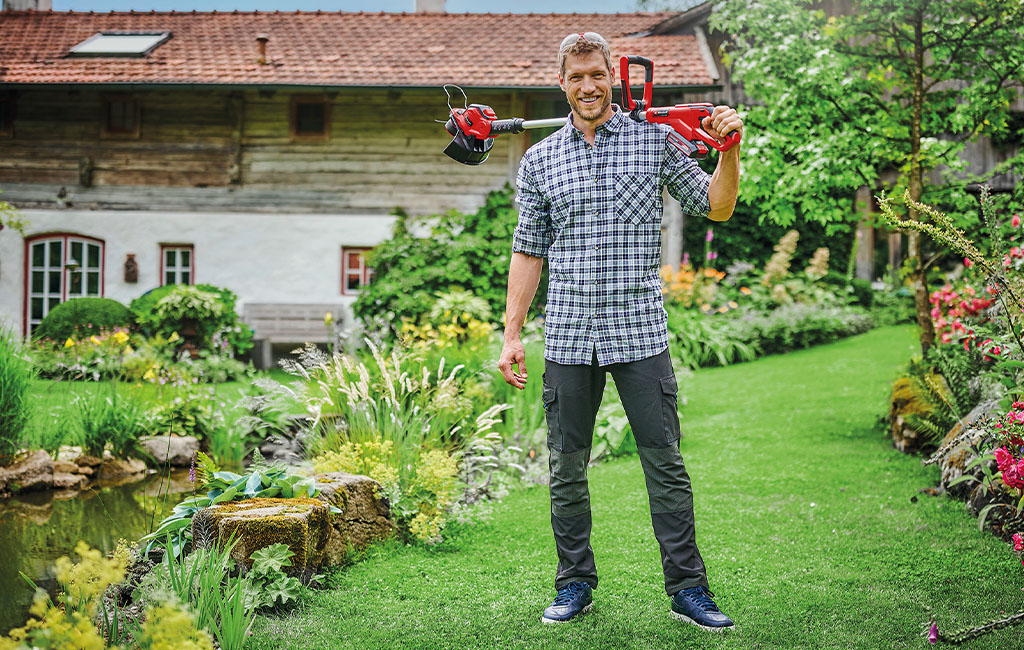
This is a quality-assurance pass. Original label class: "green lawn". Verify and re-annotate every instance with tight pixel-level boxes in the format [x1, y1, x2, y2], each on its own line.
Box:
[249, 326, 1023, 649]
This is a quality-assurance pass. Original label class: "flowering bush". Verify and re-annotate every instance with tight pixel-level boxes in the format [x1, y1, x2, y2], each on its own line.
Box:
[928, 283, 993, 345]
[266, 340, 512, 543]
[660, 263, 737, 314]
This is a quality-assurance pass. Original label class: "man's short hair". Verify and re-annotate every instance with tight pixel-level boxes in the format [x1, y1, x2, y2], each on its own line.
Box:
[558, 32, 613, 76]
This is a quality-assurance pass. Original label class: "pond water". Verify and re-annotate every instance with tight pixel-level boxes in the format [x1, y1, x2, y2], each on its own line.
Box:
[0, 470, 193, 634]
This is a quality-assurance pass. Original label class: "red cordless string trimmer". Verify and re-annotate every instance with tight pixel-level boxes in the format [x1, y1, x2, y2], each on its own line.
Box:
[442, 55, 741, 165]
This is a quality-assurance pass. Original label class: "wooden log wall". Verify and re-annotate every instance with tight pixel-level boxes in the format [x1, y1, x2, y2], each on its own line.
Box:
[0, 87, 526, 215]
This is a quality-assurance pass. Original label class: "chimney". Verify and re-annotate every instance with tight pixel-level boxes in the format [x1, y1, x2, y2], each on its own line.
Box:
[414, 0, 445, 12]
[2, 0, 53, 10]
[256, 34, 269, 65]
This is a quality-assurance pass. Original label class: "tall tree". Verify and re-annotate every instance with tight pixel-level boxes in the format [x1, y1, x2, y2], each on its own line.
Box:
[711, 0, 1024, 354]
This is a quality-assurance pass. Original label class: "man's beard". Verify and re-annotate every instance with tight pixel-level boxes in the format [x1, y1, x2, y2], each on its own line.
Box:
[570, 93, 611, 123]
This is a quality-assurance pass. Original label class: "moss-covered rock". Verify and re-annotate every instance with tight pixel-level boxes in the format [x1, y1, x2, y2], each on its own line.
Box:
[315, 472, 397, 565]
[889, 374, 944, 453]
[207, 497, 331, 571]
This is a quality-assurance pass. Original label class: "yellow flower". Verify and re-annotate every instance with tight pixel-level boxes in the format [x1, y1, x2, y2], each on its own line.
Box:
[112, 331, 129, 345]
[739, 287, 752, 295]
[143, 368, 157, 382]
[700, 303, 711, 311]
[64, 338, 75, 348]
[89, 335, 101, 345]
[324, 311, 334, 326]
[168, 332, 180, 343]
[728, 301, 738, 308]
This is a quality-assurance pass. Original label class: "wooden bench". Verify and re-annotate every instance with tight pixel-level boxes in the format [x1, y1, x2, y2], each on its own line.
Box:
[243, 303, 346, 369]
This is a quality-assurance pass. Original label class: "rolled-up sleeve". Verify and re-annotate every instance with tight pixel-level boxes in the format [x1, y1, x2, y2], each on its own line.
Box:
[662, 135, 712, 219]
[512, 154, 553, 258]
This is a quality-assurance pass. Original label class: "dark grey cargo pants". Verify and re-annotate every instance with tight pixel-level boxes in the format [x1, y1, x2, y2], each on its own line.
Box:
[542, 347, 709, 596]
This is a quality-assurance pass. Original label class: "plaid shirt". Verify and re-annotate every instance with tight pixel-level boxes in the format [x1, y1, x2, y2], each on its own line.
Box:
[513, 105, 711, 366]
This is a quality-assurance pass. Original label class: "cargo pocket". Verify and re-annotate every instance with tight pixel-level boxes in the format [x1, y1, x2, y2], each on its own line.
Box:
[660, 375, 681, 445]
[543, 383, 562, 451]
[614, 173, 657, 225]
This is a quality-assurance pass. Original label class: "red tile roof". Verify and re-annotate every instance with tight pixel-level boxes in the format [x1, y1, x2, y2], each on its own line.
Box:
[0, 10, 716, 88]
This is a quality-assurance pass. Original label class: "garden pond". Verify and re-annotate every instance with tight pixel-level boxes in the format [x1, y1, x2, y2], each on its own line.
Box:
[0, 469, 190, 633]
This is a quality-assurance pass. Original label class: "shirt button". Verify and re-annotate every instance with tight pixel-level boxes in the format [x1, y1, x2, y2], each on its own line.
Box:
[593, 280, 599, 285]
[594, 245, 600, 250]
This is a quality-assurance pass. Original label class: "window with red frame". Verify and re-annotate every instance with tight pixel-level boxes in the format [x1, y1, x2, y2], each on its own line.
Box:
[341, 247, 374, 295]
[25, 235, 104, 334]
[161, 245, 194, 285]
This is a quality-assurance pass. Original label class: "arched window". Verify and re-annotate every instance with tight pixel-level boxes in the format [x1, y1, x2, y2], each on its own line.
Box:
[25, 234, 104, 334]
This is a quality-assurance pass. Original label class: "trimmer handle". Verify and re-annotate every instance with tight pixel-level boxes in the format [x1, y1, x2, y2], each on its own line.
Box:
[620, 55, 654, 114]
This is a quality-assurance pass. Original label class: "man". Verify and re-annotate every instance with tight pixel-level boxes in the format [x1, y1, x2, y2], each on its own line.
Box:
[497, 32, 742, 630]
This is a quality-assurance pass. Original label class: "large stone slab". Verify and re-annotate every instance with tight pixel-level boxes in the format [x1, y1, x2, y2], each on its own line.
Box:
[99, 458, 147, 479]
[207, 497, 331, 571]
[139, 435, 199, 467]
[0, 450, 54, 495]
[315, 472, 397, 565]
[929, 400, 1001, 499]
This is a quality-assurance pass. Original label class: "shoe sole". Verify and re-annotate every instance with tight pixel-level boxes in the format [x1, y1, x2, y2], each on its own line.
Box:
[671, 610, 734, 632]
[541, 602, 593, 624]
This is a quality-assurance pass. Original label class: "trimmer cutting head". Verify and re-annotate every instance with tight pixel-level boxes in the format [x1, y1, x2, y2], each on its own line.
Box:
[443, 103, 499, 165]
[443, 124, 493, 165]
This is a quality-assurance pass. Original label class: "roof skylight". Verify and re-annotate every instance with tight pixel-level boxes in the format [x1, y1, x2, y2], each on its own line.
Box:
[68, 32, 172, 58]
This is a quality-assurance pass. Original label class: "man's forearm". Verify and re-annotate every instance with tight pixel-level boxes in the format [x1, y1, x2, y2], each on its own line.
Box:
[504, 252, 544, 341]
[707, 146, 741, 222]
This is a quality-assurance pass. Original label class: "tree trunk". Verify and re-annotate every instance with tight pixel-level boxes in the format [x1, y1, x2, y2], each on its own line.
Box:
[909, 10, 936, 355]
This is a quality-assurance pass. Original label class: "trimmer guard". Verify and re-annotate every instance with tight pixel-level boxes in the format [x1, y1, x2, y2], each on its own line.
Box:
[443, 128, 493, 165]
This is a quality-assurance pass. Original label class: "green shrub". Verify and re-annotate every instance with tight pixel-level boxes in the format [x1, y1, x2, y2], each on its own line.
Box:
[732, 303, 875, 356]
[130, 284, 253, 356]
[70, 385, 151, 458]
[665, 307, 756, 370]
[0, 327, 35, 462]
[353, 186, 548, 335]
[33, 297, 134, 343]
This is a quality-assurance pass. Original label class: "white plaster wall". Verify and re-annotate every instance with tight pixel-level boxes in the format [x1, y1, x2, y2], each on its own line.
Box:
[0, 209, 397, 334]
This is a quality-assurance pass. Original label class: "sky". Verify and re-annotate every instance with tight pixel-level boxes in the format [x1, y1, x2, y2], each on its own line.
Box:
[53, 1, 661, 13]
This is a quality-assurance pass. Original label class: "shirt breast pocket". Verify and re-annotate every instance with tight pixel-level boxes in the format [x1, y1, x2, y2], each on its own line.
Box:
[614, 173, 658, 225]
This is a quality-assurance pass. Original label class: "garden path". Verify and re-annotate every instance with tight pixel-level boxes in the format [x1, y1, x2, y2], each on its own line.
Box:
[250, 325, 1023, 649]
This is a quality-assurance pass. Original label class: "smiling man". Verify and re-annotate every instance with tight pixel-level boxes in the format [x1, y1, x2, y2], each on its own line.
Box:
[497, 32, 742, 630]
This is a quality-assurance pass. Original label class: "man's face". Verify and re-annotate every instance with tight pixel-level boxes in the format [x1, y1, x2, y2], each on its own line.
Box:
[559, 50, 614, 125]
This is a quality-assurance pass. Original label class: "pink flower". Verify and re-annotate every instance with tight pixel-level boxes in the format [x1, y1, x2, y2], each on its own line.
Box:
[964, 258, 973, 268]
[930, 307, 941, 319]
[1013, 533, 1023, 552]
[1003, 464, 1024, 490]
[682, 253, 690, 266]
[705, 228, 714, 242]
[1014, 214, 1021, 228]
[928, 623, 938, 645]
[996, 447, 1014, 473]
[1004, 255, 1012, 269]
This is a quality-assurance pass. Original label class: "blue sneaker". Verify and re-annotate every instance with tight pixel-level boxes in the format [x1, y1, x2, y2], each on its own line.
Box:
[541, 581, 593, 624]
[671, 585, 734, 631]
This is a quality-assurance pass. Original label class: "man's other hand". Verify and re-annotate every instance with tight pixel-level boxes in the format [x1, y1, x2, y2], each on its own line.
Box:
[499, 338, 528, 390]
[701, 106, 744, 142]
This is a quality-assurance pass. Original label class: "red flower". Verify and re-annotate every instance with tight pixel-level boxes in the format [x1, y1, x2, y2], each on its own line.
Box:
[1003, 464, 1024, 490]
[996, 446, 1015, 473]
[964, 258, 974, 268]
[1013, 533, 1023, 552]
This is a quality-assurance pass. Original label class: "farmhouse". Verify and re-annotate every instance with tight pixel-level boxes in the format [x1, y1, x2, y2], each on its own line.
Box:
[0, 2, 724, 359]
